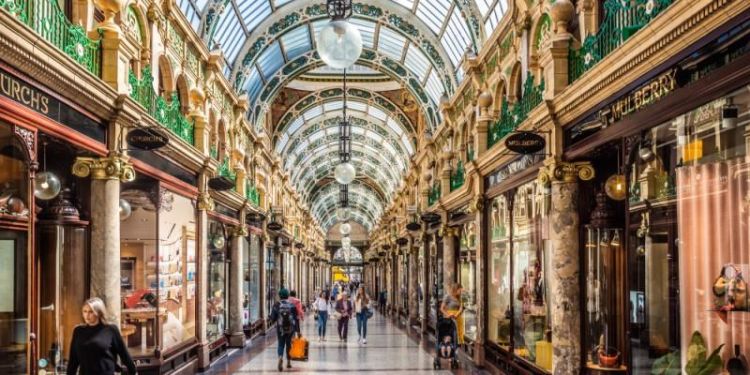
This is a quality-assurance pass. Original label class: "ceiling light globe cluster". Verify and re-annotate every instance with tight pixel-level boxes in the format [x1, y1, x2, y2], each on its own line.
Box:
[334, 162, 356, 184]
[317, 20, 362, 69]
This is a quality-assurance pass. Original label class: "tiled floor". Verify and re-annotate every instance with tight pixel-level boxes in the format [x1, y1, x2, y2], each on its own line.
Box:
[203, 311, 483, 374]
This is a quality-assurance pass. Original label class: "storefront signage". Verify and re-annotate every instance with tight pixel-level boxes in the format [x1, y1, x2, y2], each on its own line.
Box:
[598, 69, 678, 125]
[126, 128, 169, 150]
[0, 66, 105, 142]
[504, 131, 546, 154]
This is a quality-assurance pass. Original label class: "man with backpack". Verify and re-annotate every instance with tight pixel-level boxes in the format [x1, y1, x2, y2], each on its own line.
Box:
[270, 288, 298, 371]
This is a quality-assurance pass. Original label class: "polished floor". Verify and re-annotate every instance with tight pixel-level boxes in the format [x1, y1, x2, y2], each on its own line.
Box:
[203, 311, 484, 374]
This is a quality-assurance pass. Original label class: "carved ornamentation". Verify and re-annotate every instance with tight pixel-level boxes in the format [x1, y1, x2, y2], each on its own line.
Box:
[14, 126, 35, 161]
[197, 192, 215, 211]
[72, 153, 135, 181]
[468, 196, 484, 214]
[232, 225, 249, 237]
[538, 160, 595, 184]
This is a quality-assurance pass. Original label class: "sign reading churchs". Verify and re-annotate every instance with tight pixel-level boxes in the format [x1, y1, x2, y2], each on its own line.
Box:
[598, 69, 678, 125]
[0, 69, 51, 114]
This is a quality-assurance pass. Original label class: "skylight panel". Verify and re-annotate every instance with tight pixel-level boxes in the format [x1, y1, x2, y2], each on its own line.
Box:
[257, 42, 285, 80]
[352, 126, 365, 135]
[386, 117, 403, 136]
[349, 18, 375, 49]
[303, 106, 323, 121]
[323, 101, 343, 112]
[485, 0, 509, 32]
[348, 101, 367, 112]
[441, 9, 472, 67]
[368, 106, 387, 121]
[281, 26, 311, 60]
[213, 6, 245, 63]
[177, 0, 201, 31]
[287, 116, 304, 135]
[275, 0, 293, 7]
[476, 0, 493, 17]
[403, 44, 431, 80]
[401, 134, 414, 154]
[309, 131, 324, 143]
[244, 66, 263, 103]
[311, 20, 328, 48]
[391, 0, 414, 10]
[416, 0, 451, 35]
[237, 0, 272, 32]
[377, 27, 407, 61]
[425, 69, 443, 105]
[276, 133, 289, 152]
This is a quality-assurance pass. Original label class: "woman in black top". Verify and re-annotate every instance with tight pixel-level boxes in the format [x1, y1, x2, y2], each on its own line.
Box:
[67, 297, 137, 375]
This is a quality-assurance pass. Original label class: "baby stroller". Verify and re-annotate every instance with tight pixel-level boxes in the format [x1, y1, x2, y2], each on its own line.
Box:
[433, 316, 459, 369]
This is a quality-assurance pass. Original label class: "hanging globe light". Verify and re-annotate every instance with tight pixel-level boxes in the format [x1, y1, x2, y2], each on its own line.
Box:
[34, 171, 61, 200]
[336, 207, 350, 221]
[119, 198, 132, 221]
[334, 162, 356, 184]
[317, 20, 362, 69]
[339, 222, 352, 235]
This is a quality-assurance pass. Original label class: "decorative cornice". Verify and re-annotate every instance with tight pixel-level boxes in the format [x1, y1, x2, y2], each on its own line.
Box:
[72, 153, 136, 181]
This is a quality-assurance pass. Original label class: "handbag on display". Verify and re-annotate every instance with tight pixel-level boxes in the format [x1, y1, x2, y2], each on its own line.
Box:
[712, 264, 749, 311]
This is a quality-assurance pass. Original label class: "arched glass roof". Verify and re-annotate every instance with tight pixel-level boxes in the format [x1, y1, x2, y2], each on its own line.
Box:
[333, 246, 363, 264]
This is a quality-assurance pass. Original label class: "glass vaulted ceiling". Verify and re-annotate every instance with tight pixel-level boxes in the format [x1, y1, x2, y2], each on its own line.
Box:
[174, 0, 509, 232]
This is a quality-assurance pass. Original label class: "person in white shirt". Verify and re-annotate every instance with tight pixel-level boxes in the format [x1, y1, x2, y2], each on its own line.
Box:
[314, 291, 330, 342]
[354, 286, 372, 345]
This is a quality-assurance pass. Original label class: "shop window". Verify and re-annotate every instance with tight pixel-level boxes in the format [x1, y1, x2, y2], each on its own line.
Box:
[120, 184, 197, 356]
[207, 220, 228, 343]
[625, 87, 750, 371]
[488, 195, 511, 351]
[459, 221, 478, 342]
[244, 235, 262, 325]
[429, 237, 444, 326]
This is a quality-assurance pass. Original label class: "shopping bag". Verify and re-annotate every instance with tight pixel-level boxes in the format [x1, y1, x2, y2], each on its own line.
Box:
[289, 335, 309, 361]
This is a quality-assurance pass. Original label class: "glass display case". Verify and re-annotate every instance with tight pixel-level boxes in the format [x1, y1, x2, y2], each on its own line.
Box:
[488, 195, 511, 351]
[584, 226, 623, 369]
[207, 219, 227, 343]
[459, 221, 477, 342]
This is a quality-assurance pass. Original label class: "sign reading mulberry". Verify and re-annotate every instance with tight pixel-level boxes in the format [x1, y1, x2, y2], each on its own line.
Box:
[504, 131, 546, 154]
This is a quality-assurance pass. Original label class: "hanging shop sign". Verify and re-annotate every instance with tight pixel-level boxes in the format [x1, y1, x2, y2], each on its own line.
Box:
[126, 127, 169, 150]
[598, 69, 678, 125]
[504, 131, 546, 154]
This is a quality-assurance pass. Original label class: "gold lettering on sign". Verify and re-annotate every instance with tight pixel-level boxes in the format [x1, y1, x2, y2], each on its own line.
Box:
[0, 70, 51, 114]
[599, 69, 677, 125]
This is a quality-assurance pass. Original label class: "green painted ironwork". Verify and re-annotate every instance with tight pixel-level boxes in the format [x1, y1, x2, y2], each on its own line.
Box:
[210, 147, 218, 160]
[218, 157, 236, 182]
[450, 160, 465, 192]
[466, 147, 474, 162]
[428, 182, 441, 206]
[569, 0, 674, 83]
[128, 67, 195, 145]
[246, 180, 260, 206]
[488, 76, 545, 148]
[0, 0, 102, 76]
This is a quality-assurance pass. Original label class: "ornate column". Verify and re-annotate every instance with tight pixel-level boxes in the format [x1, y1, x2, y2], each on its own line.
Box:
[91, 0, 136, 93]
[440, 152, 453, 197]
[440, 225, 458, 292]
[228, 224, 248, 347]
[421, 231, 430, 333]
[408, 237, 419, 326]
[538, 160, 594, 375]
[72, 153, 135, 326]
[469, 194, 487, 365]
[189, 88, 209, 155]
[541, 0, 576, 98]
[195, 173, 213, 368]
[475, 92, 494, 156]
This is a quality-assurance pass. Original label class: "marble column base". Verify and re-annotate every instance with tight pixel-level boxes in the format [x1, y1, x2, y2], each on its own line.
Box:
[228, 332, 246, 348]
[196, 343, 211, 371]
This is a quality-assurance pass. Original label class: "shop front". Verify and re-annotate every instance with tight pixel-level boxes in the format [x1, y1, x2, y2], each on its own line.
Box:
[562, 16, 750, 374]
[243, 226, 264, 338]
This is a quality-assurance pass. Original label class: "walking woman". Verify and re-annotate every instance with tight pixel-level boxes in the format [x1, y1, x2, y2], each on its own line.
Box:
[314, 290, 330, 342]
[67, 297, 137, 375]
[334, 292, 353, 341]
[354, 286, 371, 345]
[440, 283, 465, 345]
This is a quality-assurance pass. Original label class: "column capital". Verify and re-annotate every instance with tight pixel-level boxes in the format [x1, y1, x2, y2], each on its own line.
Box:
[538, 159, 594, 184]
[197, 192, 215, 211]
[72, 153, 135, 181]
[467, 195, 484, 214]
[231, 225, 249, 237]
[438, 225, 458, 238]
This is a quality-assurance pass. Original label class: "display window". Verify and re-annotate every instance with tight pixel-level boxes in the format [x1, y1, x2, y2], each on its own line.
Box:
[485, 180, 551, 372]
[429, 236, 443, 327]
[401, 251, 409, 312]
[0, 123, 30, 374]
[488, 195, 511, 351]
[207, 219, 228, 344]
[418, 251, 425, 321]
[459, 221, 478, 342]
[622, 87, 750, 371]
[120, 181, 198, 356]
[244, 234, 262, 326]
[265, 246, 277, 318]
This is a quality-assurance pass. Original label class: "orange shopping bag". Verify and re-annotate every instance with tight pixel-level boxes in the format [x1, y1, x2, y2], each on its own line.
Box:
[289, 335, 309, 361]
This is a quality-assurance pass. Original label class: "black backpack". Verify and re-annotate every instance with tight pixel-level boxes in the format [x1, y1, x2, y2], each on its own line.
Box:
[278, 301, 295, 334]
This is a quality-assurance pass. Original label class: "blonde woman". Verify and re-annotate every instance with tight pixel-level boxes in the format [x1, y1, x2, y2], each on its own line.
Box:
[440, 284, 465, 345]
[67, 297, 137, 375]
[354, 286, 372, 345]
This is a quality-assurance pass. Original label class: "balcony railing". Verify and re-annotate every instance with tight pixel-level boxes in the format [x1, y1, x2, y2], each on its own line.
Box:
[128, 66, 195, 145]
[246, 181, 259, 206]
[428, 182, 441, 206]
[450, 160, 465, 192]
[488, 76, 544, 148]
[1, 0, 102, 76]
[569, 0, 674, 83]
[218, 157, 236, 183]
